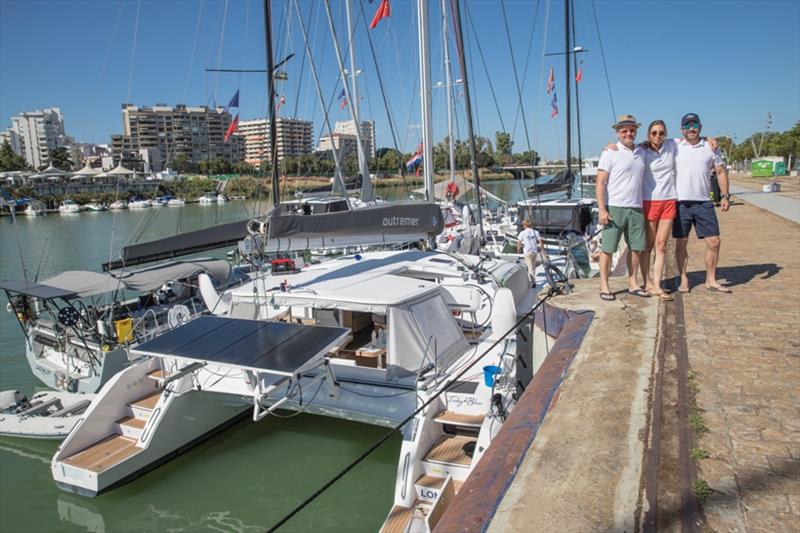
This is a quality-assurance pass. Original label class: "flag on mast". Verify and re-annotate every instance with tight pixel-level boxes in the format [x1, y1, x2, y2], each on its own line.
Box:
[575, 60, 583, 83]
[224, 114, 239, 143]
[550, 92, 558, 118]
[405, 143, 423, 171]
[546, 66, 555, 94]
[370, 0, 391, 29]
[224, 90, 240, 112]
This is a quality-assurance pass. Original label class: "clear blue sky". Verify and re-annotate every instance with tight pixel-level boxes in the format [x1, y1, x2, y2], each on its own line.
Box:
[1, 0, 798, 161]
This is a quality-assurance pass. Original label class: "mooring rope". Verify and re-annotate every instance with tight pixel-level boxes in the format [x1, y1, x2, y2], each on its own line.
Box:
[266, 290, 556, 532]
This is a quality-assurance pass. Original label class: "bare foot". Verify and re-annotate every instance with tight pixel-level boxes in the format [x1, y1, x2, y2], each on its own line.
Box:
[678, 276, 690, 293]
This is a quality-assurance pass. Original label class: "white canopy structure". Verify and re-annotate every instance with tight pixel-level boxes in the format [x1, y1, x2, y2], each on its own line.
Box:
[99, 163, 135, 179]
[73, 162, 101, 177]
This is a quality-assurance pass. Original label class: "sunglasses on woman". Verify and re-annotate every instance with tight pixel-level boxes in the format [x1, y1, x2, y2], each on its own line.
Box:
[650, 131, 666, 137]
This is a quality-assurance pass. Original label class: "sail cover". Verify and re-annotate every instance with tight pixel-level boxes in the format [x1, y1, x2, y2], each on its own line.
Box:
[268, 202, 443, 240]
[0, 260, 232, 299]
[104, 219, 251, 270]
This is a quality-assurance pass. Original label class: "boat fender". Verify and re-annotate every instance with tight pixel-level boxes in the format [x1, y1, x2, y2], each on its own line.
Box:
[490, 288, 516, 338]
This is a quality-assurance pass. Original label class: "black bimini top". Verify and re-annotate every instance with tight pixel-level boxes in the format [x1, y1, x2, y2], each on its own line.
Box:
[132, 316, 350, 376]
[0, 279, 78, 300]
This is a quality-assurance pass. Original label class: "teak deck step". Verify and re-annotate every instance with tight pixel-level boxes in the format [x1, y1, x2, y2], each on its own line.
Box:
[425, 434, 476, 466]
[130, 391, 161, 411]
[434, 410, 484, 428]
[416, 474, 446, 489]
[62, 435, 139, 473]
[117, 416, 146, 429]
[381, 504, 414, 533]
[147, 369, 165, 379]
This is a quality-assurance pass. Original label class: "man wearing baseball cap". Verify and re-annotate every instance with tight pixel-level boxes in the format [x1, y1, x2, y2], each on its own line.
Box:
[673, 113, 732, 293]
[595, 114, 648, 301]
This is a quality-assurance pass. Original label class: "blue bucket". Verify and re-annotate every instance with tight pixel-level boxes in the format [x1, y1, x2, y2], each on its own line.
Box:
[483, 365, 502, 387]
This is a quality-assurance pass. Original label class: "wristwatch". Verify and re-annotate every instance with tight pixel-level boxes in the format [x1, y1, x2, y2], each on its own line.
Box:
[722, 193, 731, 200]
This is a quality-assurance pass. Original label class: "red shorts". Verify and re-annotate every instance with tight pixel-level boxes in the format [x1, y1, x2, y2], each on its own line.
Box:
[643, 200, 677, 221]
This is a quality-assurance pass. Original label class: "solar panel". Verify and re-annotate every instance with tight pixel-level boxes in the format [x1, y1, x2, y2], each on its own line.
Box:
[133, 316, 350, 375]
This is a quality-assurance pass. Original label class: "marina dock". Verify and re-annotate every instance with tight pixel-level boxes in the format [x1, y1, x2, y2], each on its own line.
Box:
[438, 181, 799, 531]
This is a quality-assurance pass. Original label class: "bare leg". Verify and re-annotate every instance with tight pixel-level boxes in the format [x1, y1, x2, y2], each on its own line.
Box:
[599, 252, 612, 294]
[628, 251, 642, 291]
[704, 236, 723, 288]
[675, 238, 690, 292]
[641, 220, 658, 291]
[651, 219, 673, 295]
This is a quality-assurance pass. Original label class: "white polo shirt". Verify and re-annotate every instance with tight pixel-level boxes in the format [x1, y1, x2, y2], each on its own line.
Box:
[675, 139, 723, 202]
[598, 142, 645, 208]
[643, 138, 678, 201]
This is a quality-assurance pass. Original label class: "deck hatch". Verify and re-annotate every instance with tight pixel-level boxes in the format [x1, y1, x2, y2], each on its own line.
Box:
[132, 316, 350, 375]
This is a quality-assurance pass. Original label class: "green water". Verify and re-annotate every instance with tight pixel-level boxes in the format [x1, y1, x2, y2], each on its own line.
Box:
[0, 179, 545, 532]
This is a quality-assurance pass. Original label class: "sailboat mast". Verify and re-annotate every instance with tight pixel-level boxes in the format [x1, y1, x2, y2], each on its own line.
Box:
[264, 0, 279, 208]
[451, 0, 484, 242]
[564, 0, 572, 196]
[344, 0, 373, 202]
[441, 0, 456, 185]
[417, 0, 435, 200]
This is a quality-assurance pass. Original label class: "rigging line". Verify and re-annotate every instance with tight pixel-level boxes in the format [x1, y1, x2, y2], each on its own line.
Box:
[464, 1, 505, 133]
[213, 0, 230, 101]
[266, 292, 555, 532]
[358, 0, 405, 178]
[500, 0, 533, 156]
[291, 0, 313, 118]
[183, 0, 205, 101]
[532, 0, 550, 155]
[292, 0, 348, 197]
[33, 235, 49, 282]
[510, 0, 540, 140]
[590, 0, 616, 122]
[125, 0, 141, 104]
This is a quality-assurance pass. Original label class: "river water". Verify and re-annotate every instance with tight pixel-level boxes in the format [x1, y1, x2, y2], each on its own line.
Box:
[0, 179, 541, 532]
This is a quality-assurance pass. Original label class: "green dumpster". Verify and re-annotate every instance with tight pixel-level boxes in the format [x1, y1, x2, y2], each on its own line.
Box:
[774, 161, 786, 176]
[752, 160, 773, 177]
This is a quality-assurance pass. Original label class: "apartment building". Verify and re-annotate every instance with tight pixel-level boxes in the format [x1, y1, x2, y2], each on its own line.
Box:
[7, 107, 71, 169]
[316, 133, 359, 159]
[333, 120, 376, 159]
[111, 103, 244, 168]
[238, 117, 313, 165]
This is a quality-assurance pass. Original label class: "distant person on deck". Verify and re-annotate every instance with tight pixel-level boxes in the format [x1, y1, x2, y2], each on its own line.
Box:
[673, 113, 732, 293]
[595, 114, 648, 301]
[517, 219, 544, 286]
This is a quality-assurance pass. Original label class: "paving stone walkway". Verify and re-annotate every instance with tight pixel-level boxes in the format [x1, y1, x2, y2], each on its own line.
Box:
[679, 195, 799, 532]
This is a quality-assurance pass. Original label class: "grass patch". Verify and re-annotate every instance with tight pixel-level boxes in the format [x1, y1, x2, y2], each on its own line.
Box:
[691, 447, 711, 460]
[693, 479, 712, 503]
[689, 413, 708, 434]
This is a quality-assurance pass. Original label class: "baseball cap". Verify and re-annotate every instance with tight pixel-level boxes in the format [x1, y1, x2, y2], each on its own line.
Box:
[681, 113, 701, 127]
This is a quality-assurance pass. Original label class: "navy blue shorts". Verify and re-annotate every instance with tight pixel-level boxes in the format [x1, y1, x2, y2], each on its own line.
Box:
[672, 201, 720, 239]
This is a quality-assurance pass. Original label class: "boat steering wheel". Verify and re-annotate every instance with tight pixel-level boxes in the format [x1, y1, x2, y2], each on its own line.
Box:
[544, 263, 572, 295]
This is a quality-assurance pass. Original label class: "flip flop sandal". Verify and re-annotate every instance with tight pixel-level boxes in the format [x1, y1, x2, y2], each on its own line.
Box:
[627, 288, 651, 298]
[599, 292, 616, 301]
[706, 286, 733, 294]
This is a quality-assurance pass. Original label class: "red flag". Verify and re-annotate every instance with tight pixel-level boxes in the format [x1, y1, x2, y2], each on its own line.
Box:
[224, 114, 239, 143]
[276, 95, 286, 111]
[550, 92, 558, 118]
[546, 66, 555, 94]
[575, 61, 583, 83]
[370, 0, 391, 29]
[339, 98, 348, 110]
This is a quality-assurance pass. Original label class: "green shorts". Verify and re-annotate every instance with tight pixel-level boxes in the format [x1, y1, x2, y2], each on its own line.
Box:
[601, 206, 646, 253]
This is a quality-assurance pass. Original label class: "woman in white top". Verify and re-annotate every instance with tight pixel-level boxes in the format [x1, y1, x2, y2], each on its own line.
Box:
[640, 120, 678, 299]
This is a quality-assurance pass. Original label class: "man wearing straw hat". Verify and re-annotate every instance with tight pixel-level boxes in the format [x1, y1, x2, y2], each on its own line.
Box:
[595, 114, 648, 301]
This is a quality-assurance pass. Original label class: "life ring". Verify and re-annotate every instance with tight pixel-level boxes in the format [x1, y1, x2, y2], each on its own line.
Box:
[544, 263, 572, 295]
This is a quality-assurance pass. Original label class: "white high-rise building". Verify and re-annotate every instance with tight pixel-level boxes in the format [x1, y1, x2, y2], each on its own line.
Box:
[238, 117, 314, 165]
[333, 120, 376, 159]
[9, 107, 69, 169]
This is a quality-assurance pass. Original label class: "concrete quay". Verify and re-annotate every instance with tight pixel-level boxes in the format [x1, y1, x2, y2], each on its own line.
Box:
[436, 189, 798, 532]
